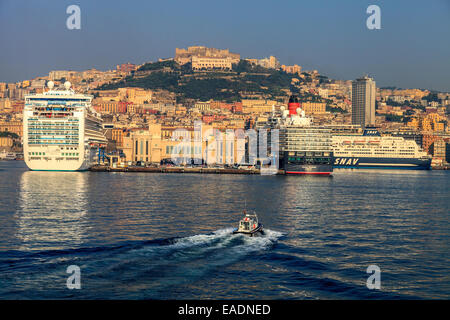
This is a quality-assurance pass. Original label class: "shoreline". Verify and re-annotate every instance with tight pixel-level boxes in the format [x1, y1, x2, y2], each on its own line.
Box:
[90, 165, 285, 175]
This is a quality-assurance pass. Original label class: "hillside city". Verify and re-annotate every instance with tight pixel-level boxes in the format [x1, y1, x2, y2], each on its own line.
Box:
[1, 46, 450, 166]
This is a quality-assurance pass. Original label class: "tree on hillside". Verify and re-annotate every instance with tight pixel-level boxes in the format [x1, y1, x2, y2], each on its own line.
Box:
[138, 60, 178, 71]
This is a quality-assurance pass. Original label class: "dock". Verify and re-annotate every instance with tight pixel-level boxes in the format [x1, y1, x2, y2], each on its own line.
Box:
[431, 166, 450, 170]
[90, 165, 285, 175]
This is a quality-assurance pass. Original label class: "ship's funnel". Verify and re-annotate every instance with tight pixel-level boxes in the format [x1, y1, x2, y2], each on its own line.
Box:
[288, 95, 300, 116]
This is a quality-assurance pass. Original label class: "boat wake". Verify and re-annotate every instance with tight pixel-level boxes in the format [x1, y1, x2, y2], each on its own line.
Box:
[83, 228, 283, 298]
[0, 228, 283, 299]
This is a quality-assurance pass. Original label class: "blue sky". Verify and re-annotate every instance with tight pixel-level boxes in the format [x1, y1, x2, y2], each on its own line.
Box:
[1, 0, 449, 91]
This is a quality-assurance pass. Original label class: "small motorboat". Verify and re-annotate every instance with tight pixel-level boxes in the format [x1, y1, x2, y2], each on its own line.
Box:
[233, 210, 264, 237]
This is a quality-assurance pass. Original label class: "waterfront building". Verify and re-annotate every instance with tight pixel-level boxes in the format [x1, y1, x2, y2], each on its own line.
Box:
[0, 120, 23, 137]
[352, 76, 376, 128]
[301, 102, 327, 115]
[407, 113, 447, 132]
[122, 123, 246, 165]
[0, 136, 14, 151]
[111, 128, 126, 148]
[431, 138, 447, 163]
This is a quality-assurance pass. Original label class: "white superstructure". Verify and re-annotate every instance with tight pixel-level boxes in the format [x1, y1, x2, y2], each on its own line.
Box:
[278, 106, 332, 155]
[23, 81, 107, 171]
[266, 96, 333, 174]
[332, 134, 428, 159]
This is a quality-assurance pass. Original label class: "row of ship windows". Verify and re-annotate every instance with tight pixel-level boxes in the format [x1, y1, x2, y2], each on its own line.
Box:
[333, 145, 415, 151]
[28, 142, 78, 145]
[285, 140, 331, 143]
[28, 125, 79, 128]
[28, 157, 79, 161]
[29, 131, 79, 134]
[28, 152, 79, 156]
[335, 150, 416, 153]
[336, 146, 415, 149]
[29, 137, 78, 139]
[29, 136, 78, 140]
[28, 121, 79, 124]
[28, 124, 79, 127]
[286, 143, 331, 146]
[288, 157, 332, 161]
[29, 139, 78, 142]
[29, 134, 79, 137]
[28, 127, 79, 130]
[337, 153, 416, 157]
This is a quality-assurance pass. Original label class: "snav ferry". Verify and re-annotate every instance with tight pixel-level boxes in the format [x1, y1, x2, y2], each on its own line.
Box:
[332, 128, 431, 170]
[23, 81, 107, 171]
[276, 95, 333, 175]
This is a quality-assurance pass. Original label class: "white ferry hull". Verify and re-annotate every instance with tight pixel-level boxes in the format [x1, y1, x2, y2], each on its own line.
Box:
[24, 146, 99, 171]
[25, 161, 88, 171]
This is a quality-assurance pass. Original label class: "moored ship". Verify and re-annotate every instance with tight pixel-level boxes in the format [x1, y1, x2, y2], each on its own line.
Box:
[332, 128, 431, 170]
[277, 95, 333, 175]
[23, 81, 107, 171]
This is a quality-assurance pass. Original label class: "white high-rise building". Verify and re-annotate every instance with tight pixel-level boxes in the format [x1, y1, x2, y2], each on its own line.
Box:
[352, 76, 376, 128]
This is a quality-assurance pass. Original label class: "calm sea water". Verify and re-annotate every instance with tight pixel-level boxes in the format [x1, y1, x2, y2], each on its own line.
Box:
[0, 160, 448, 299]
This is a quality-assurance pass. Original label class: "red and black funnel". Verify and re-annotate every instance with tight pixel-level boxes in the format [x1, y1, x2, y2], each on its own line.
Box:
[288, 95, 300, 116]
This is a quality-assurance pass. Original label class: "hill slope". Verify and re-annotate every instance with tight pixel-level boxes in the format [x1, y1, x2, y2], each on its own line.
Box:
[98, 60, 303, 102]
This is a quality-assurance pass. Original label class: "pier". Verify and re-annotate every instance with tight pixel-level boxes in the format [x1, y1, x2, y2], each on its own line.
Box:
[90, 165, 285, 175]
[431, 165, 450, 170]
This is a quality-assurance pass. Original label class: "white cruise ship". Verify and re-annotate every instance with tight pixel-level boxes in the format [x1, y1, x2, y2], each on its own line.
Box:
[332, 129, 431, 169]
[269, 95, 334, 175]
[23, 81, 107, 171]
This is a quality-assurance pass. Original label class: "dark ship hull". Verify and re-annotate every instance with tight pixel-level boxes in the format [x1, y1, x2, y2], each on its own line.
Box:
[333, 156, 431, 170]
[285, 163, 333, 175]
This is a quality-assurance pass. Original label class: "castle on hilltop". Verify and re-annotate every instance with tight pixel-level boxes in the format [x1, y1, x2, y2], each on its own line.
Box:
[175, 46, 240, 71]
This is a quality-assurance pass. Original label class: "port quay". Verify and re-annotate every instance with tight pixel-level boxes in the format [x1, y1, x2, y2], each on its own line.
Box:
[91, 164, 284, 175]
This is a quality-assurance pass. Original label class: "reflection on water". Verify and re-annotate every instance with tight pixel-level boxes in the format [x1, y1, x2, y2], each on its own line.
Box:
[16, 171, 88, 250]
[0, 162, 448, 299]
